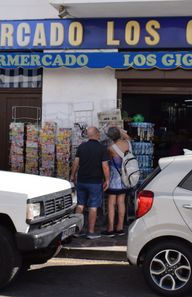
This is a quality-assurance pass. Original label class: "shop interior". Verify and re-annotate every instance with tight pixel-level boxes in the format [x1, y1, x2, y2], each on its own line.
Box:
[122, 94, 192, 167]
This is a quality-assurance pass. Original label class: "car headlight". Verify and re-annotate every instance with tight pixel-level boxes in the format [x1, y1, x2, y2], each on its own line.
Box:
[26, 203, 41, 220]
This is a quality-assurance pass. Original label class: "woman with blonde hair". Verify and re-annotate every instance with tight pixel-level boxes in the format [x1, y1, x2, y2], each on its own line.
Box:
[102, 127, 131, 237]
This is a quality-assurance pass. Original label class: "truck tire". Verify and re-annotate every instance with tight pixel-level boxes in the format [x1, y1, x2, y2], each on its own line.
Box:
[0, 226, 21, 289]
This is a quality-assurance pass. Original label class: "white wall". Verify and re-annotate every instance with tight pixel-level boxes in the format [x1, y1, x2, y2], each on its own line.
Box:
[42, 68, 117, 127]
[1, 0, 118, 128]
[0, 0, 57, 19]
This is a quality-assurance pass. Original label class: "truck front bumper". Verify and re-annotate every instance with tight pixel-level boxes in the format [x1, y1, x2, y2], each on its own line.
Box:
[15, 213, 84, 251]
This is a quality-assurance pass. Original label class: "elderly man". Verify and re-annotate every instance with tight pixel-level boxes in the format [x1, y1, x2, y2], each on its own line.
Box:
[70, 126, 110, 239]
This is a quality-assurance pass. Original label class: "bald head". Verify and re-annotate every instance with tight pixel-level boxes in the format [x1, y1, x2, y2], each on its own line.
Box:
[87, 127, 100, 140]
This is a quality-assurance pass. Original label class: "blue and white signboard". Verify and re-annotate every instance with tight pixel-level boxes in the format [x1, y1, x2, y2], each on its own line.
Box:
[0, 17, 192, 50]
[1, 52, 192, 69]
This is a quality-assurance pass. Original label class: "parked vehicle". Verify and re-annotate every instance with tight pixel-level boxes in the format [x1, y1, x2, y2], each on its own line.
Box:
[0, 171, 83, 289]
[127, 150, 192, 296]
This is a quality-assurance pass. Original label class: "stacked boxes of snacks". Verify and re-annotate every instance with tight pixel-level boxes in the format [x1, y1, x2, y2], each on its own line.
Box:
[39, 122, 57, 177]
[56, 128, 72, 179]
[25, 124, 39, 174]
[9, 123, 25, 172]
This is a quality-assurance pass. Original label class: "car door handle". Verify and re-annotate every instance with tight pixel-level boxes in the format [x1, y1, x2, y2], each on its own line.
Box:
[183, 204, 192, 209]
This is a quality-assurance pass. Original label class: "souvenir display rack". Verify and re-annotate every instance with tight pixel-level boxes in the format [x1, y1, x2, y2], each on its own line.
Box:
[56, 128, 72, 179]
[9, 122, 25, 172]
[39, 122, 57, 177]
[9, 122, 72, 180]
[25, 124, 39, 174]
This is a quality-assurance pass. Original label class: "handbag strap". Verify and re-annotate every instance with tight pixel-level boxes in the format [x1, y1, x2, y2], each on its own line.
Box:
[112, 144, 124, 158]
[112, 140, 132, 157]
[112, 157, 122, 177]
[128, 140, 132, 153]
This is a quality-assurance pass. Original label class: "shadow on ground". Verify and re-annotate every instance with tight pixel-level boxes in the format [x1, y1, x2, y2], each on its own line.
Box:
[2, 263, 150, 297]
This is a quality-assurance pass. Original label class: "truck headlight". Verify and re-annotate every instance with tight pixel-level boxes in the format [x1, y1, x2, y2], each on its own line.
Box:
[26, 203, 41, 220]
[71, 185, 77, 205]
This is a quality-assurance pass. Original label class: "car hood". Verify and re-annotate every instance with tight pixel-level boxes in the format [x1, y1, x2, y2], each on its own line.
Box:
[0, 171, 71, 198]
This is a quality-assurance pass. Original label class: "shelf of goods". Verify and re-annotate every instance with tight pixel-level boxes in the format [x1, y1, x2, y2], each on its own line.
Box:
[129, 122, 154, 182]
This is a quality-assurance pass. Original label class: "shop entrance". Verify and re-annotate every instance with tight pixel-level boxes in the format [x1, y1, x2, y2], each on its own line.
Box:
[0, 90, 42, 171]
[122, 93, 192, 165]
[122, 93, 192, 134]
[116, 69, 192, 167]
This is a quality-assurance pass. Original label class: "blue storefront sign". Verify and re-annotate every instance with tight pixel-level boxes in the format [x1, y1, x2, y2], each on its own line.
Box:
[0, 17, 192, 50]
[1, 51, 192, 69]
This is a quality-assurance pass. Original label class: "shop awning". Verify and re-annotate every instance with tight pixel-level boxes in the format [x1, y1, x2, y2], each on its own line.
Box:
[50, 0, 192, 18]
[1, 51, 192, 69]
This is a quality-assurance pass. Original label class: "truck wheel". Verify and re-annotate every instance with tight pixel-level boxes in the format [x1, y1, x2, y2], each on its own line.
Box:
[143, 241, 192, 296]
[0, 226, 21, 289]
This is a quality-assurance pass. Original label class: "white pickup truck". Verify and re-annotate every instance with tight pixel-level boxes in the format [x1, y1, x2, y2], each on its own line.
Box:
[0, 170, 83, 289]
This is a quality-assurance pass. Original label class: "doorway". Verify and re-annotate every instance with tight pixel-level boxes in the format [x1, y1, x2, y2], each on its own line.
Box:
[116, 70, 192, 166]
[0, 90, 42, 170]
[122, 93, 192, 167]
[122, 94, 192, 132]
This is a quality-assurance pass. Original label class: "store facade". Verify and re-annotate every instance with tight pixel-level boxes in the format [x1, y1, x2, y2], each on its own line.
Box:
[1, 0, 192, 171]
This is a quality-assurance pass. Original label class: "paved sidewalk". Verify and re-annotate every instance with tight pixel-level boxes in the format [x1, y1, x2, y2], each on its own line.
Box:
[58, 230, 128, 262]
[58, 203, 134, 262]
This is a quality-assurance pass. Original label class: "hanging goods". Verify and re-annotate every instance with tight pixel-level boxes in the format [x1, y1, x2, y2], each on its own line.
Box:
[112, 143, 140, 188]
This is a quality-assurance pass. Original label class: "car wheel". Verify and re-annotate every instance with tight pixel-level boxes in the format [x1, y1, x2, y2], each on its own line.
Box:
[143, 241, 192, 296]
[0, 226, 21, 289]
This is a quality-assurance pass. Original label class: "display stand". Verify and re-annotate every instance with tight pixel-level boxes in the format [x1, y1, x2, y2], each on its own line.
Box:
[39, 122, 57, 177]
[129, 122, 154, 183]
[25, 124, 39, 174]
[56, 128, 72, 179]
[9, 122, 25, 172]
[10, 106, 41, 174]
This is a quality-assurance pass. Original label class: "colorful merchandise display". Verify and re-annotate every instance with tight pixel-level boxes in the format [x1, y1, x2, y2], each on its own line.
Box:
[9, 122, 25, 172]
[39, 122, 57, 177]
[56, 128, 72, 179]
[9, 121, 88, 180]
[25, 124, 39, 174]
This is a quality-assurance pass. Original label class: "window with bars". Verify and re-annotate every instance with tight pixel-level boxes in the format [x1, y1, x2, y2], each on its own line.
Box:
[0, 68, 42, 88]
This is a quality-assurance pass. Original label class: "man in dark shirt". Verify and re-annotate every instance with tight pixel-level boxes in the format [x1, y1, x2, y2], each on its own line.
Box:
[70, 127, 110, 239]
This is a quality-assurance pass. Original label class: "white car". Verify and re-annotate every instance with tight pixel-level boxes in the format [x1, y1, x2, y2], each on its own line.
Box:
[127, 150, 192, 296]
